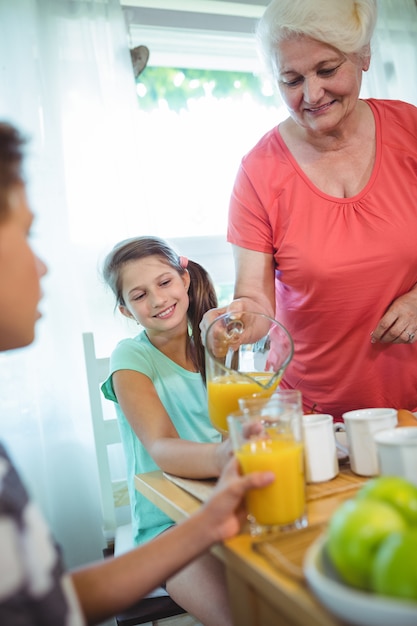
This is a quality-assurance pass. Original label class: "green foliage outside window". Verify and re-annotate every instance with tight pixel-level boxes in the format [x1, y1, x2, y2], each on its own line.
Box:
[136, 67, 275, 112]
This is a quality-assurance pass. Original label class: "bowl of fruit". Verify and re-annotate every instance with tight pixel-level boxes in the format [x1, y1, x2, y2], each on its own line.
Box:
[304, 476, 417, 626]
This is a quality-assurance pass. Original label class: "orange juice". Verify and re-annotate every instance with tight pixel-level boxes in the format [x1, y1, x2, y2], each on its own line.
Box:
[207, 373, 280, 433]
[236, 437, 305, 527]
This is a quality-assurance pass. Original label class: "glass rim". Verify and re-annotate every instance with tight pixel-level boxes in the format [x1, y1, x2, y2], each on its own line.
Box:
[204, 310, 294, 377]
[239, 389, 302, 408]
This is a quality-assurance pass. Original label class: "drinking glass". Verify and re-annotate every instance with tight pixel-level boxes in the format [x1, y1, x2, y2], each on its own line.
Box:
[227, 391, 307, 535]
[205, 311, 294, 434]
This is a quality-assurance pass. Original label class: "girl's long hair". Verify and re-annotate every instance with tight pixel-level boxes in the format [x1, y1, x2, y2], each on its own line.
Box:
[102, 236, 218, 382]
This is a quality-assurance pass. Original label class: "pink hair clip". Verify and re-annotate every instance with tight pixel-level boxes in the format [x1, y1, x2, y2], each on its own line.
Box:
[179, 256, 188, 269]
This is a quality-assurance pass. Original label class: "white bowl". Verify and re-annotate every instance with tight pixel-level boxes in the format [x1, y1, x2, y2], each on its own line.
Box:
[304, 534, 417, 626]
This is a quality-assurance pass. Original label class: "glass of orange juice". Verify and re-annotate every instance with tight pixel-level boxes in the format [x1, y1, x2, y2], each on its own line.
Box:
[205, 312, 294, 435]
[227, 390, 307, 535]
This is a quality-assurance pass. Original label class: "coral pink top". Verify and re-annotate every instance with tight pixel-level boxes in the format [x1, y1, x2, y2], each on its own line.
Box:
[228, 99, 417, 419]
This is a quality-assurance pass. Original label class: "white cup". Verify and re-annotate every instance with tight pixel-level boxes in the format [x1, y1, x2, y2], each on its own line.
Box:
[374, 427, 417, 486]
[302, 414, 339, 483]
[338, 408, 398, 476]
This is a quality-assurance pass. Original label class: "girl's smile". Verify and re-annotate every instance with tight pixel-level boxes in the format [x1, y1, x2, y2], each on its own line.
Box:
[154, 304, 176, 319]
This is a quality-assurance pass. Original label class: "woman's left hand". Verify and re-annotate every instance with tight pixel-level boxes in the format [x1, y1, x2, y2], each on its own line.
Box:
[371, 285, 417, 344]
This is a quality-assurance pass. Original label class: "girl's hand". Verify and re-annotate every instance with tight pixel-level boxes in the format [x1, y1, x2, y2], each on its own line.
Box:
[214, 438, 234, 474]
[371, 286, 417, 344]
[200, 457, 274, 542]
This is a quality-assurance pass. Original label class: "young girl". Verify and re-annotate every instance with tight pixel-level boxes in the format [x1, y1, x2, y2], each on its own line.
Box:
[101, 236, 233, 626]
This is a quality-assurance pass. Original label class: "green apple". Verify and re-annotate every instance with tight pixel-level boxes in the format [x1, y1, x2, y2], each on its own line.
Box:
[371, 529, 417, 601]
[356, 476, 417, 525]
[327, 498, 407, 590]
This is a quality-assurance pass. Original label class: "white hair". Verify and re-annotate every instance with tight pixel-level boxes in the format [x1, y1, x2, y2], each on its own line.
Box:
[256, 0, 377, 79]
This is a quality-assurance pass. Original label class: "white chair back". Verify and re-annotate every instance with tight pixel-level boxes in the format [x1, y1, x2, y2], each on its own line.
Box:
[82, 331, 131, 547]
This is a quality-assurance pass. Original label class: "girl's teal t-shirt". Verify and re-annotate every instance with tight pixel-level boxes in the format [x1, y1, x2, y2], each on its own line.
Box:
[101, 331, 221, 545]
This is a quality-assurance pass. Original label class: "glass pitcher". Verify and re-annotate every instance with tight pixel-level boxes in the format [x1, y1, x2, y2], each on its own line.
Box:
[204, 311, 294, 434]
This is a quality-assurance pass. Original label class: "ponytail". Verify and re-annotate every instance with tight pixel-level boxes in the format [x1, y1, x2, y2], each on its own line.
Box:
[186, 260, 218, 383]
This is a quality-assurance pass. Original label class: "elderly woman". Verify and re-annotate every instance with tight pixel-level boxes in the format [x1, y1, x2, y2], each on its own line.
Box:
[202, 0, 417, 419]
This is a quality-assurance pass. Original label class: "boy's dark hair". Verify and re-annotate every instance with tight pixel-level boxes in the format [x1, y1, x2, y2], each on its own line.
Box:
[0, 123, 26, 221]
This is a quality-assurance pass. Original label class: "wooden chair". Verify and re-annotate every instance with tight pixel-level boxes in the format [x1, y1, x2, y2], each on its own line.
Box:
[82, 332, 188, 626]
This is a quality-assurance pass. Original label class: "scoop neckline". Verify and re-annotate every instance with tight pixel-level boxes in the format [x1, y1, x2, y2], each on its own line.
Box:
[275, 99, 381, 203]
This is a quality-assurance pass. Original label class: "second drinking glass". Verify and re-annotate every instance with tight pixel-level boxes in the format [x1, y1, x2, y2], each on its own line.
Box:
[228, 390, 307, 535]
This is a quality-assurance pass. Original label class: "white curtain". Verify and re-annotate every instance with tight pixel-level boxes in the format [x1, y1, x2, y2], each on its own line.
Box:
[362, 0, 417, 103]
[0, 0, 141, 570]
[0, 0, 415, 579]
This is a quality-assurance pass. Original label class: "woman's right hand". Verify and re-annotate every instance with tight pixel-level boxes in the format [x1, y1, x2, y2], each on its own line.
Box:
[199, 305, 228, 346]
[199, 300, 248, 346]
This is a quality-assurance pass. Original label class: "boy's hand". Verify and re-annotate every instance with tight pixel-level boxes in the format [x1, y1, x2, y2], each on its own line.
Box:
[201, 457, 274, 543]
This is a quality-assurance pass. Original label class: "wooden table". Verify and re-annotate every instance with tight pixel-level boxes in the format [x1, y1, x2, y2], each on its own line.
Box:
[134, 412, 417, 625]
[135, 467, 364, 626]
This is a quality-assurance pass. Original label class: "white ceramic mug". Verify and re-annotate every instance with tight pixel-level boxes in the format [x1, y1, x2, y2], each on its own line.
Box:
[302, 414, 339, 483]
[337, 408, 398, 476]
[374, 427, 417, 486]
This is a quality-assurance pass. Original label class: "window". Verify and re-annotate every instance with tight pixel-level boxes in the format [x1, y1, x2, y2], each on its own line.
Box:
[122, 16, 288, 293]
[133, 63, 285, 240]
